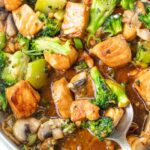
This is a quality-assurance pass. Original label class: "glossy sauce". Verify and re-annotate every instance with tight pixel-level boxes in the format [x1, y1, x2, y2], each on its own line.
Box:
[40, 61, 149, 150]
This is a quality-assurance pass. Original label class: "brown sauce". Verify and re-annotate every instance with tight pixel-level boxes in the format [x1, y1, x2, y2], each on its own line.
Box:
[40, 61, 149, 150]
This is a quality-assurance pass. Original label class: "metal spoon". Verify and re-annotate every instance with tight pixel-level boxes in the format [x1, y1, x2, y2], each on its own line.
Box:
[106, 104, 134, 150]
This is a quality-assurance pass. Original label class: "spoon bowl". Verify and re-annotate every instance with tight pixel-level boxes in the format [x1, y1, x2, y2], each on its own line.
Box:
[106, 104, 134, 150]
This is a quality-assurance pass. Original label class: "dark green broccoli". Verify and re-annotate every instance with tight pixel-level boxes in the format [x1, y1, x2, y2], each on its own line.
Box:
[106, 79, 130, 108]
[1, 51, 30, 86]
[16, 34, 30, 51]
[104, 14, 123, 36]
[74, 60, 88, 73]
[120, 0, 135, 10]
[0, 50, 7, 70]
[38, 13, 61, 37]
[0, 32, 6, 50]
[139, 5, 150, 29]
[82, 117, 113, 140]
[134, 41, 150, 67]
[87, 0, 118, 34]
[29, 37, 71, 56]
[62, 119, 76, 135]
[90, 67, 117, 109]
[0, 82, 7, 111]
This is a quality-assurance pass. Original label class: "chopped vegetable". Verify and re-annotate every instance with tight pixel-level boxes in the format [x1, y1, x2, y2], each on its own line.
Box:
[0, 50, 7, 70]
[134, 41, 150, 67]
[0, 82, 7, 111]
[74, 60, 88, 73]
[82, 117, 113, 140]
[0, 32, 6, 50]
[104, 14, 123, 36]
[30, 37, 71, 56]
[1, 51, 30, 85]
[90, 67, 117, 109]
[73, 38, 83, 50]
[120, 0, 135, 10]
[106, 79, 130, 107]
[25, 59, 49, 89]
[139, 5, 150, 29]
[35, 0, 67, 13]
[16, 34, 30, 51]
[62, 119, 76, 135]
[38, 13, 61, 37]
[87, 0, 117, 34]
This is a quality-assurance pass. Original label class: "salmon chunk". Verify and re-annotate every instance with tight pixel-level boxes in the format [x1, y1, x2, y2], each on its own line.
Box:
[70, 100, 100, 122]
[4, 0, 22, 11]
[44, 45, 78, 71]
[12, 4, 44, 36]
[6, 80, 40, 118]
[90, 34, 132, 67]
[62, 2, 89, 38]
[52, 78, 74, 118]
[134, 69, 150, 107]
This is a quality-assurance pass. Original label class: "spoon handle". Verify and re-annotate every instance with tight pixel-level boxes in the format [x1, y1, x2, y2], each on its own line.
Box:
[116, 136, 131, 150]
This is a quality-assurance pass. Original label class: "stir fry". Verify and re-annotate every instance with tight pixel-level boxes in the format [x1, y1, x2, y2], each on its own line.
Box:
[0, 0, 150, 150]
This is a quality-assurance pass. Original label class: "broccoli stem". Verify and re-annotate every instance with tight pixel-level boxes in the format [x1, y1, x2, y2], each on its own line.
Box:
[90, 67, 117, 109]
[87, 0, 117, 34]
[0, 92, 7, 111]
[0, 32, 6, 50]
[106, 79, 130, 108]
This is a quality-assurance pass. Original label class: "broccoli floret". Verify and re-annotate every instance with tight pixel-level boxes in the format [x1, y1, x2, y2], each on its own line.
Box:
[120, 0, 135, 10]
[16, 34, 30, 51]
[35, 0, 67, 13]
[106, 79, 130, 108]
[74, 60, 88, 73]
[134, 41, 150, 67]
[62, 119, 76, 135]
[139, 5, 150, 29]
[30, 37, 71, 56]
[87, 0, 117, 34]
[1, 51, 30, 85]
[82, 117, 113, 140]
[0, 32, 6, 50]
[0, 51, 7, 70]
[38, 18, 61, 37]
[90, 67, 117, 109]
[104, 14, 123, 36]
[0, 82, 7, 111]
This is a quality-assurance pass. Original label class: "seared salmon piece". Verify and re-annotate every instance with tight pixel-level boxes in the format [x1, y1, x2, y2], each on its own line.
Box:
[62, 2, 89, 38]
[90, 34, 132, 67]
[52, 78, 74, 118]
[4, 0, 22, 11]
[134, 68, 150, 107]
[44, 45, 78, 71]
[6, 80, 40, 118]
[70, 100, 100, 122]
[12, 4, 44, 36]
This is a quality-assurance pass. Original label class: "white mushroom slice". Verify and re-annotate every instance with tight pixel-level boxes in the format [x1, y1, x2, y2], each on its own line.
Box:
[13, 118, 41, 142]
[52, 128, 64, 140]
[38, 118, 64, 141]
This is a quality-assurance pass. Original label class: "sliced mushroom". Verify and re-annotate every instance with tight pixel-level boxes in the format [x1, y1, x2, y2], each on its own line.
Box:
[38, 118, 64, 141]
[6, 14, 17, 37]
[13, 118, 41, 142]
[105, 107, 124, 127]
[137, 29, 150, 42]
[68, 72, 95, 99]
